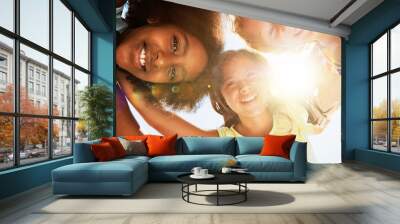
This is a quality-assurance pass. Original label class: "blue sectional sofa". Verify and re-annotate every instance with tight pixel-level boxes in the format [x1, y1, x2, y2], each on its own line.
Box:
[52, 137, 307, 196]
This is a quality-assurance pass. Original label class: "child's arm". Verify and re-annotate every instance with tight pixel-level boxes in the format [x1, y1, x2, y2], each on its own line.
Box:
[116, 85, 143, 136]
[116, 70, 218, 137]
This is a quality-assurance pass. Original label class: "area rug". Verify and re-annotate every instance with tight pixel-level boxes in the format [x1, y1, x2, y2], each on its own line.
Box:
[37, 183, 362, 214]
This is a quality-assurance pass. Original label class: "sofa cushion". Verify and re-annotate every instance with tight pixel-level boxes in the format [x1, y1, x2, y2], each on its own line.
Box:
[149, 154, 235, 172]
[236, 137, 263, 155]
[178, 137, 235, 155]
[53, 158, 147, 183]
[147, 135, 177, 157]
[236, 155, 293, 172]
[260, 134, 296, 159]
[91, 142, 118, 161]
[118, 138, 147, 156]
[101, 137, 127, 158]
[73, 140, 100, 163]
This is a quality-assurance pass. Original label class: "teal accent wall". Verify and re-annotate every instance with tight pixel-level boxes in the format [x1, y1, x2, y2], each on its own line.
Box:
[0, 0, 115, 200]
[343, 0, 400, 171]
[91, 0, 116, 135]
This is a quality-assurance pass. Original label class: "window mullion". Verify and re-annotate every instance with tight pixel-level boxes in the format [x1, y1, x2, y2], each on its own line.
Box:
[370, 45, 373, 149]
[388, 30, 391, 152]
[13, 0, 20, 167]
[71, 11, 76, 155]
[48, 0, 53, 160]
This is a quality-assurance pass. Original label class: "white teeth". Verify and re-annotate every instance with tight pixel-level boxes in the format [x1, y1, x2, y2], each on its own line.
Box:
[241, 95, 256, 103]
[139, 47, 146, 67]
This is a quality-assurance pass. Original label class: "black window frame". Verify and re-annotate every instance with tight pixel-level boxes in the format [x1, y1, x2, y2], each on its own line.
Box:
[0, 0, 92, 171]
[370, 20, 400, 154]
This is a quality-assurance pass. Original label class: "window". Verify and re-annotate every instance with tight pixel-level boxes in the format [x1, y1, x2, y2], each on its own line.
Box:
[28, 81, 34, 94]
[35, 83, 40, 95]
[0, 35, 13, 112]
[42, 85, 46, 97]
[0, 54, 8, 87]
[371, 23, 400, 154]
[35, 70, 40, 81]
[0, 0, 14, 32]
[28, 67, 34, 80]
[0, 71, 6, 85]
[0, 0, 91, 170]
[0, 54, 7, 67]
[74, 17, 89, 70]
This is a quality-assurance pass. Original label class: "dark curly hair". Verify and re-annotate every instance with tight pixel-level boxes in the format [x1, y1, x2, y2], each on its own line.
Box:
[119, 0, 223, 111]
[210, 50, 268, 127]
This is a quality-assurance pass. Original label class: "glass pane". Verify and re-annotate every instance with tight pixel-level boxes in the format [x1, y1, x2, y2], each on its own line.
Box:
[372, 33, 387, 76]
[0, 35, 14, 112]
[391, 24, 400, 70]
[75, 120, 88, 143]
[20, 0, 49, 49]
[0, 0, 14, 31]
[392, 72, 400, 118]
[391, 120, 400, 153]
[20, 44, 49, 115]
[53, 59, 72, 117]
[372, 121, 388, 151]
[53, 0, 72, 60]
[0, 116, 13, 170]
[53, 119, 72, 158]
[20, 117, 49, 165]
[74, 17, 89, 70]
[74, 69, 89, 118]
[372, 77, 387, 119]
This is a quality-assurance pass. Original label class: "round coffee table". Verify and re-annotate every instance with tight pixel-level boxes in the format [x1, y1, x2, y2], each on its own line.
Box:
[177, 173, 255, 206]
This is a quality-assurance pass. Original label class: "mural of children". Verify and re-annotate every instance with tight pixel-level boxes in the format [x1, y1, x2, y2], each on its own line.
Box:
[117, 50, 321, 141]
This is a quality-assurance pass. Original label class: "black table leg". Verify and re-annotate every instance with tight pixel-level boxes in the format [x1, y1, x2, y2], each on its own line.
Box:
[187, 184, 190, 202]
[216, 184, 219, 206]
[245, 183, 247, 201]
[195, 184, 198, 192]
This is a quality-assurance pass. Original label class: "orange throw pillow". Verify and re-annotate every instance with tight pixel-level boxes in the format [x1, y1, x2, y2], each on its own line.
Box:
[146, 134, 177, 157]
[123, 135, 148, 141]
[260, 134, 296, 159]
[91, 142, 117, 161]
[101, 137, 126, 158]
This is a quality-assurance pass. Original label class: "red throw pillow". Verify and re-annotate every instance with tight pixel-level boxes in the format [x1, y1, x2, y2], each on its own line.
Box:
[146, 134, 177, 157]
[260, 134, 296, 159]
[101, 137, 126, 158]
[91, 142, 117, 161]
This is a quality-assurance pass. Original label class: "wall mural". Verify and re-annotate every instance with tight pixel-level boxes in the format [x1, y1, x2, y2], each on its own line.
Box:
[115, 0, 342, 163]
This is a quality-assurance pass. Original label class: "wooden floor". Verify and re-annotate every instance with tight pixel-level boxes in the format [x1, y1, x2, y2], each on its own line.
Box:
[1, 162, 400, 224]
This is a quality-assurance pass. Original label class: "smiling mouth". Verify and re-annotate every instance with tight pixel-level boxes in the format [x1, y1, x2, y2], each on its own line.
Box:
[240, 94, 257, 103]
[139, 43, 147, 72]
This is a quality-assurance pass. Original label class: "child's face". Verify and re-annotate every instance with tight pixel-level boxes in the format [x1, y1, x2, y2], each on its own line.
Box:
[116, 24, 208, 83]
[236, 17, 313, 51]
[220, 54, 269, 118]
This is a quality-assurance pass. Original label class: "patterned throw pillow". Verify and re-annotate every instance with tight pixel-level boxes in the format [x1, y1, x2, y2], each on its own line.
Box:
[118, 137, 147, 156]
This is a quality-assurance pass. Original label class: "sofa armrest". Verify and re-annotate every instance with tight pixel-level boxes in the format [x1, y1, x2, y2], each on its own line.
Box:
[289, 141, 307, 181]
[73, 140, 100, 163]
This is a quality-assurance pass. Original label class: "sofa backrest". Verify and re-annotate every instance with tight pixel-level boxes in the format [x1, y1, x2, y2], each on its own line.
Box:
[73, 139, 100, 163]
[235, 137, 264, 155]
[177, 137, 236, 155]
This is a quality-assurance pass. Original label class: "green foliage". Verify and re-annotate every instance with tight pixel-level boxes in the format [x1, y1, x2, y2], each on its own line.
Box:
[79, 84, 113, 140]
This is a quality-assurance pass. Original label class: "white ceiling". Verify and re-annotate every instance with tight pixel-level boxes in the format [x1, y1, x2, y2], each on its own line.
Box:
[225, 0, 353, 23]
[168, 0, 384, 38]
